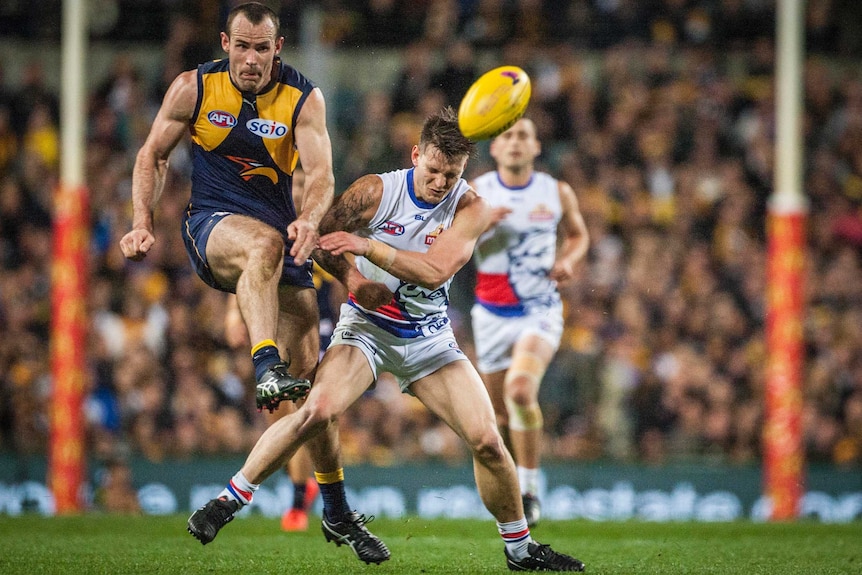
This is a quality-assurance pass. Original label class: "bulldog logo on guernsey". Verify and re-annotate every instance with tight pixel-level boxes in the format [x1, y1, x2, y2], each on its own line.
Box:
[529, 204, 555, 221]
[207, 110, 237, 128]
[247, 119, 289, 139]
[424, 224, 444, 245]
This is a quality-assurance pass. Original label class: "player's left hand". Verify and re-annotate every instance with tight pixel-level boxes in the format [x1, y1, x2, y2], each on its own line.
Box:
[287, 219, 319, 265]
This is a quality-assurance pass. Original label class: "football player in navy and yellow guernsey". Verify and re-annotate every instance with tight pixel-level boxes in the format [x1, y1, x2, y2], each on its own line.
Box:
[119, 2, 389, 563]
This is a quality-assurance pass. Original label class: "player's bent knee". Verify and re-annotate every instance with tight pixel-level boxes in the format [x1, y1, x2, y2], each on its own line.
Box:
[296, 402, 335, 441]
[470, 429, 509, 464]
[504, 371, 542, 403]
[248, 230, 286, 267]
[505, 379, 539, 406]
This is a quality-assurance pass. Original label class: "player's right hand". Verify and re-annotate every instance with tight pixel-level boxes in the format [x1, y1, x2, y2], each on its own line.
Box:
[287, 218, 319, 265]
[119, 229, 156, 261]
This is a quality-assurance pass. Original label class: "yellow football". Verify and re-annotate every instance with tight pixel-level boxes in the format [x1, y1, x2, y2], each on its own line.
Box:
[458, 66, 531, 141]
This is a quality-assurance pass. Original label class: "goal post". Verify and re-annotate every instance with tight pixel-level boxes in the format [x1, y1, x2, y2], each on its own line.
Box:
[764, 0, 807, 521]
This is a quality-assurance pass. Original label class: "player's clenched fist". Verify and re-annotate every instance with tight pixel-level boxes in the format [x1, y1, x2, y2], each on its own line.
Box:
[119, 229, 156, 261]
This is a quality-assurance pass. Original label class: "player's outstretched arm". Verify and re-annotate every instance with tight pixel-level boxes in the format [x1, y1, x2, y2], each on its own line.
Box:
[320, 190, 491, 290]
[119, 70, 196, 261]
[289, 87, 335, 265]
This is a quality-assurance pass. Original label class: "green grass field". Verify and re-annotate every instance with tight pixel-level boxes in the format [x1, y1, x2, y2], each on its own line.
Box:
[0, 515, 859, 574]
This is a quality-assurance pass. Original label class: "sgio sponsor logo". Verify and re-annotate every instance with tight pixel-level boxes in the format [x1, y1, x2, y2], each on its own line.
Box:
[247, 119, 289, 139]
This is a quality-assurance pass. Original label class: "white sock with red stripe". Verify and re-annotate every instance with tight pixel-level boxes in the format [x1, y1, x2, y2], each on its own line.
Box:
[497, 518, 533, 560]
[219, 471, 259, 506]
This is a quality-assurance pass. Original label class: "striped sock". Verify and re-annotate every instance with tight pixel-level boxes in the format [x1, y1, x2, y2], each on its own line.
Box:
[219, 471, 259, 506]
[315, 469, 347, 521]
[497, 518, 532, 560]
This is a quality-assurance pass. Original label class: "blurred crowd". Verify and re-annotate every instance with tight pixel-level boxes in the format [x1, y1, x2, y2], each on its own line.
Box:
[1, 0, 862, 483]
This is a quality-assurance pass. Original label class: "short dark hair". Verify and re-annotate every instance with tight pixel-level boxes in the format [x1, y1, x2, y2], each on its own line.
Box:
[225, 2, 280, 38]
[420, 106, 475, 161]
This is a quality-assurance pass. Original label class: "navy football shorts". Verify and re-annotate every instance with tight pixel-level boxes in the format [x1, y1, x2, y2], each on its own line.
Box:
[182, 208, 314, 293]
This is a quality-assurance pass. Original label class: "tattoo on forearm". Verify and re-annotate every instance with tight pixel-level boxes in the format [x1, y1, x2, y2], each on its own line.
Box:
[315, 179, 379, 286]
[319, 184, 374, 235]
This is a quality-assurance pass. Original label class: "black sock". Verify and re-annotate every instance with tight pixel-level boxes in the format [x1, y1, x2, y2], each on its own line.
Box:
[320, 481, 348, 521]
[293, 481, 306, 511]
[251, 340, 280, 382]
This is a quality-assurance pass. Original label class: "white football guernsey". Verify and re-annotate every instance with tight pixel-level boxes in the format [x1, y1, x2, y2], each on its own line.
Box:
[348, 167, 471, 338]
[472, 170, 562, 316]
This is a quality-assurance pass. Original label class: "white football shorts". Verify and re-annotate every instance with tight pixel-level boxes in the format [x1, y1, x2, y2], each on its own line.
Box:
[329, 304, 470, 392]
[470, 301, 564, 374]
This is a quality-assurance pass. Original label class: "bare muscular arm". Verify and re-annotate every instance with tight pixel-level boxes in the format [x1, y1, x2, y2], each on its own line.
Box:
[320, 188, 492, 290]
[119, 70, 196, 261]
[290, 87, 335, 265]
[312, 174, 390, 308]
[550, 180, 589, 284]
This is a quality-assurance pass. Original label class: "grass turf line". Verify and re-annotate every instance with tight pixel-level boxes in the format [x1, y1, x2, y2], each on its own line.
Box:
[0, 516, 859, 574]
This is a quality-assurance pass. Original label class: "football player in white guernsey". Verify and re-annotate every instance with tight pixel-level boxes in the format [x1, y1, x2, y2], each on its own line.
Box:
[470, 118, 589, 527]
[203, 108, 584, 571]
[317, 108, 581, 571]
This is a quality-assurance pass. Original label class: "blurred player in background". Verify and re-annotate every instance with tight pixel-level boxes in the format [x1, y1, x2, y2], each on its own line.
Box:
[470, 118, 589, 527]
[118, 1, 386, 559]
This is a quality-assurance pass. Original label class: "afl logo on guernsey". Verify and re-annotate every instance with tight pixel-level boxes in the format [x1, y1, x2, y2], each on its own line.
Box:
[207, 110, 237, 128]
[379, 221, 405, 236]
[247, 119, 289, 139]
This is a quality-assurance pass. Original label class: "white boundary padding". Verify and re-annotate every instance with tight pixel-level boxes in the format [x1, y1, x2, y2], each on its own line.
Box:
[771, 0, 807, 215]
[61, 0, 86, 188]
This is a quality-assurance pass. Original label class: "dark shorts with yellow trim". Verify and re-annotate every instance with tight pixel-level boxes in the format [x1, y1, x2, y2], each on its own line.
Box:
[182, 208, 314, 293]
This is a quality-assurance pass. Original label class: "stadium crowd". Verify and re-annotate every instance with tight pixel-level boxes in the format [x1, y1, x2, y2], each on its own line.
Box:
[1, 1, 862, 492]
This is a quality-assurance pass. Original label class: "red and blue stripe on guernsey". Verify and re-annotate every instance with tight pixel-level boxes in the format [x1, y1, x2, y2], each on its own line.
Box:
[348, 292, 405, 322]
[475, 272, 526, 316]
[373, 301, 409, 322]
[347, 293, 434, 338]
